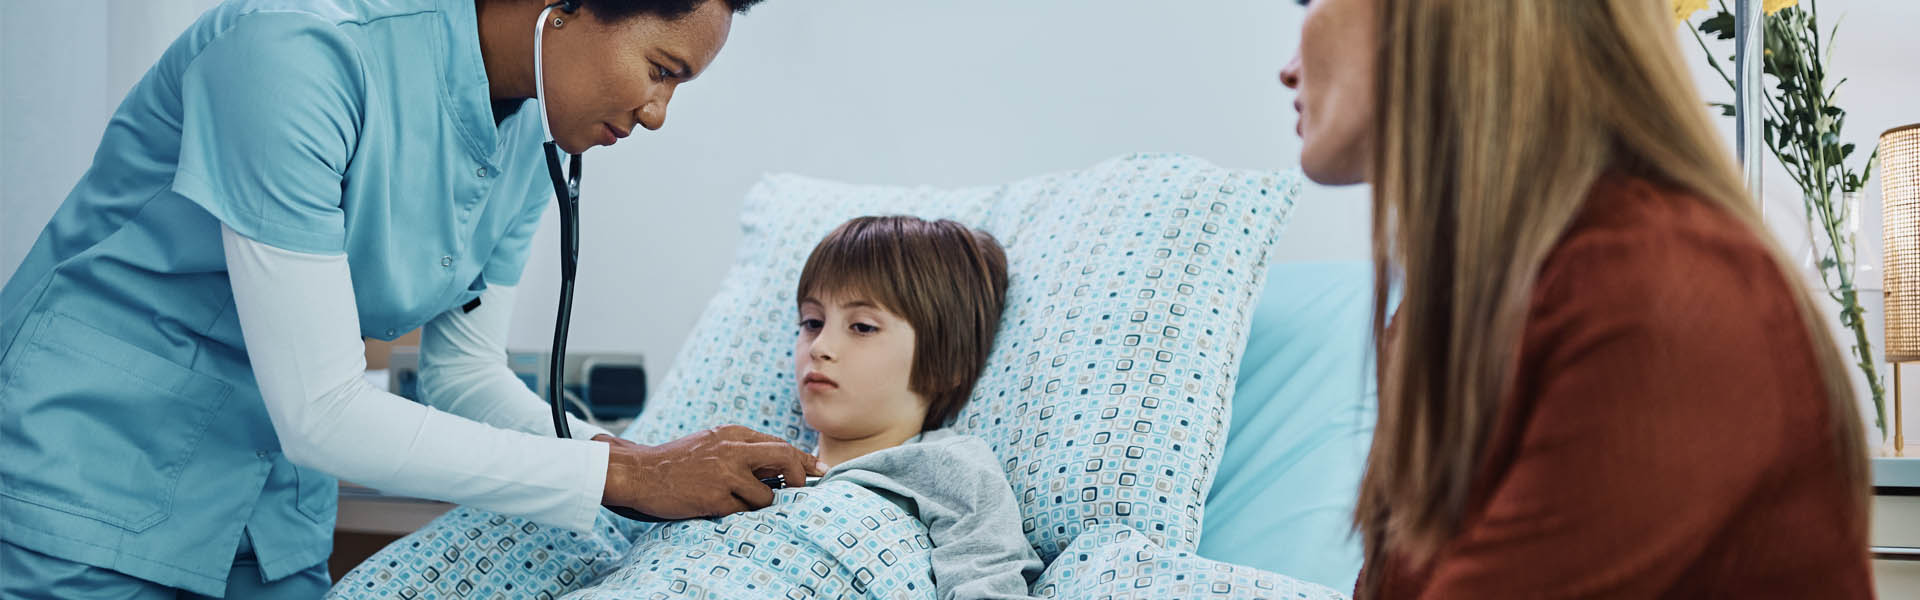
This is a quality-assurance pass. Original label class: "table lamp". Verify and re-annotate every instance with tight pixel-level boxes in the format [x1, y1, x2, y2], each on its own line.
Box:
[1882, 123, 1920, 456]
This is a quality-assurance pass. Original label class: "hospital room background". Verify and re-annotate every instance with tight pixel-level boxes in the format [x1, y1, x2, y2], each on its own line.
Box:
[4, 0, 1920, 596]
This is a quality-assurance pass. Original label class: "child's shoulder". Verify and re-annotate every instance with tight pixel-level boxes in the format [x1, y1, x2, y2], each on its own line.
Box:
[832, 429, 1005, 487]
[907, 429, 1004, 479]
[912, 429, 995, 458]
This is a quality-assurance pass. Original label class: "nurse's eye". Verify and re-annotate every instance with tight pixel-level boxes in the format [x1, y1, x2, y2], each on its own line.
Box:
[850, 322, 879, 335]
[799, 318, 824, 332]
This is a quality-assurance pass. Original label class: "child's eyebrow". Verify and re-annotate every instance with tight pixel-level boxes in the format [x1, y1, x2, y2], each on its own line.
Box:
[798, 296, 881, 311]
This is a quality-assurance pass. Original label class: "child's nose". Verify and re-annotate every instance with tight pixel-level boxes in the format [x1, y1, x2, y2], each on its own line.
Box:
[808, 339, 835, 362]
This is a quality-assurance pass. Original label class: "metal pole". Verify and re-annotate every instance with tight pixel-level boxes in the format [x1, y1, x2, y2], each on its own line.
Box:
[1735, 0, 1765, 212]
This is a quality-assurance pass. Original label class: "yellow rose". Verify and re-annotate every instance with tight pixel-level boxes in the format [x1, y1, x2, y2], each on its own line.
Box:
[1765, 0, 1799, 14]
[1673, 0, 1709, 25]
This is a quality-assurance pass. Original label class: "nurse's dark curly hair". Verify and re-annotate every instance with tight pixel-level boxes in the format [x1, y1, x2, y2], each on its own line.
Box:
[575, 0, 766, 22]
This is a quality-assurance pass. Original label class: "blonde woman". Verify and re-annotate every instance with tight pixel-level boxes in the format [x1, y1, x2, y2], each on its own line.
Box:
[1280, 0, 1873, 596]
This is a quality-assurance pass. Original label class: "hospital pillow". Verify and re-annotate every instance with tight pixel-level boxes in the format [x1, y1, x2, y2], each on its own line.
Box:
[620, 153, 1301, 560]
[1035, 525, 1347, 600]
[1198, 260, 1377, 592]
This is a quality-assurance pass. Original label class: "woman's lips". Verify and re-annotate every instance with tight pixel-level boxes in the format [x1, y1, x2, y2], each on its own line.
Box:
[600, 123, 620, 146]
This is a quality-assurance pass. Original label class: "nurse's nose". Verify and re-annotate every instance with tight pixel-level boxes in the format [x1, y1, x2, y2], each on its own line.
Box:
[637, 97, 670, 131]
[638, 82, 678, 130]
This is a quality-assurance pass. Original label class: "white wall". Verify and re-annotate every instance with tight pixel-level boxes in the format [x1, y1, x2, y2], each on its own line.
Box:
[4, 2, 1918, 449]
[0, 0, 1368, 375]
[2, 0, 225, 286]
[502, 1, 1371, 372]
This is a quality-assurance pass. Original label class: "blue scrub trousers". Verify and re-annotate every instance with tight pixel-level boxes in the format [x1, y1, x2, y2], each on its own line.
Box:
[0, 534, 329, 599]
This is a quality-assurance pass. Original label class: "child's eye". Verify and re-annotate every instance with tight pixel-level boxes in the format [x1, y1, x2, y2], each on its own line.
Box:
[799, 318, 824, 332]
[851, 323, 879, 334]
[654, 64, 674, 81]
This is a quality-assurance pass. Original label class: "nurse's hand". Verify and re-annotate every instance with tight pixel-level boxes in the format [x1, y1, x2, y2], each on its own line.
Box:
[594, 426, 827, 519]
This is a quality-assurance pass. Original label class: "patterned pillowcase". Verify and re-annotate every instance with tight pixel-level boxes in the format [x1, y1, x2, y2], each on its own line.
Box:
[623, 153, 1300, 560]
[1034, 524, 1350, 599]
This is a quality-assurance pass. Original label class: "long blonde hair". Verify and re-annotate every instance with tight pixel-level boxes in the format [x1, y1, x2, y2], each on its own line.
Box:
[1356, 0, 1867, 588]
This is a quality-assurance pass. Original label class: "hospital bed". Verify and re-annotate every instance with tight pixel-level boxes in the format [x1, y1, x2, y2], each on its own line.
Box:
[327, 154, 1371, 599]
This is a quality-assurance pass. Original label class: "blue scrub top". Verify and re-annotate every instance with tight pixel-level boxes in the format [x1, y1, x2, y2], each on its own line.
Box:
[0, 0, 553, 593]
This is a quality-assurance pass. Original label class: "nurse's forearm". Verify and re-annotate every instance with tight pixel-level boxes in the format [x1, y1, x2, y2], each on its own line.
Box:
[294, 373, 609, 530]
[416, 284, 610, 441]
[221, 225, 608, 531]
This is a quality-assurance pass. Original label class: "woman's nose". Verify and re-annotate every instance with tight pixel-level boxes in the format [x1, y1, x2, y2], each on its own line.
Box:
[1279, 55, 1302, 90]
[637, 103, 665, 131]
[637, 87, 674, 131]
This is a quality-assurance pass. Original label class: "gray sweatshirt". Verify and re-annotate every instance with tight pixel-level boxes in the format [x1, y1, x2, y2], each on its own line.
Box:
[820, 429, 1044, 600]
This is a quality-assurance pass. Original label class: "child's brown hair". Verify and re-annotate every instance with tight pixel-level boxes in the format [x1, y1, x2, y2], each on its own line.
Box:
[796, 216, 1009, 431]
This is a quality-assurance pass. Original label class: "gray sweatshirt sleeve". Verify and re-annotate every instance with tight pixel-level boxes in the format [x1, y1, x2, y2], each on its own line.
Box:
[826, 431, 1044, 600]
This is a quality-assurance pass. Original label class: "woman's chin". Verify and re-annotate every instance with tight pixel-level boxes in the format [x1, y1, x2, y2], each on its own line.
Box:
[1299, 145, 1371, 186]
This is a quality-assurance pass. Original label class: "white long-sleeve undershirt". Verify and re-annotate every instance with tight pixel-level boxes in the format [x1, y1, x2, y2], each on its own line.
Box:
[222, 224, 611, 532]
[416, 277, 610, 444]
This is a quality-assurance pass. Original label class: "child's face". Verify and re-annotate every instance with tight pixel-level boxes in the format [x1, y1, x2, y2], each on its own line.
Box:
[795, 290, 926, 440]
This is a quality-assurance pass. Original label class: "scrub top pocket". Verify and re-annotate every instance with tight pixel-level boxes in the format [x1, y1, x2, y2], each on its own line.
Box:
[0, 312, 233, 532]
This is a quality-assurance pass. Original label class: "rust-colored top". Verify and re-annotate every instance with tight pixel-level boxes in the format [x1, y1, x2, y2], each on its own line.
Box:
[1364, 175, 1873, 598]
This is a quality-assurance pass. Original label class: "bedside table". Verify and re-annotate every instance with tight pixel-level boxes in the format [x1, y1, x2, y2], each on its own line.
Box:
[336, 482, 456, 535]
[1875, 458, 1920, 597]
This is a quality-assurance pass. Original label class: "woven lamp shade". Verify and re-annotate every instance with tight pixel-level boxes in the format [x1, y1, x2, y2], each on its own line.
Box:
[1883, 124, 1920, 362]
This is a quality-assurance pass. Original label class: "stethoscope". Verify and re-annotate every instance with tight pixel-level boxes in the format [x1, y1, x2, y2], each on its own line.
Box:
[531, 2, 803, 523]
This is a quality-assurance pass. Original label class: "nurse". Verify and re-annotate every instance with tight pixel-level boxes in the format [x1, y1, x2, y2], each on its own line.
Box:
[0, 0, 822, 597]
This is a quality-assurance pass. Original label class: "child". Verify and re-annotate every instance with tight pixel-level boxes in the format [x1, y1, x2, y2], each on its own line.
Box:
[792, 215, 1042, 599]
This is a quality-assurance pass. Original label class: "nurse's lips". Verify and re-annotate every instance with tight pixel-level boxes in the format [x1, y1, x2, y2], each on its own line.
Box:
[601, 123, 628, 146]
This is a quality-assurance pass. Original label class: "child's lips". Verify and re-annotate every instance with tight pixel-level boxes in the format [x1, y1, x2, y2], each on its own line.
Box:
[802, 373, 838, 390]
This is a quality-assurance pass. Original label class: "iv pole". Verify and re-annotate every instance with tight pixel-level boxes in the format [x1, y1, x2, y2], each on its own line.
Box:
[1735, 0, 1764, 208]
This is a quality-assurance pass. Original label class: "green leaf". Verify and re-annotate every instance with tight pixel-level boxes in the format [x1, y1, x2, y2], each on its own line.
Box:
[1842, 143, 1856, 160]
[1701, 12, 1736, 40]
